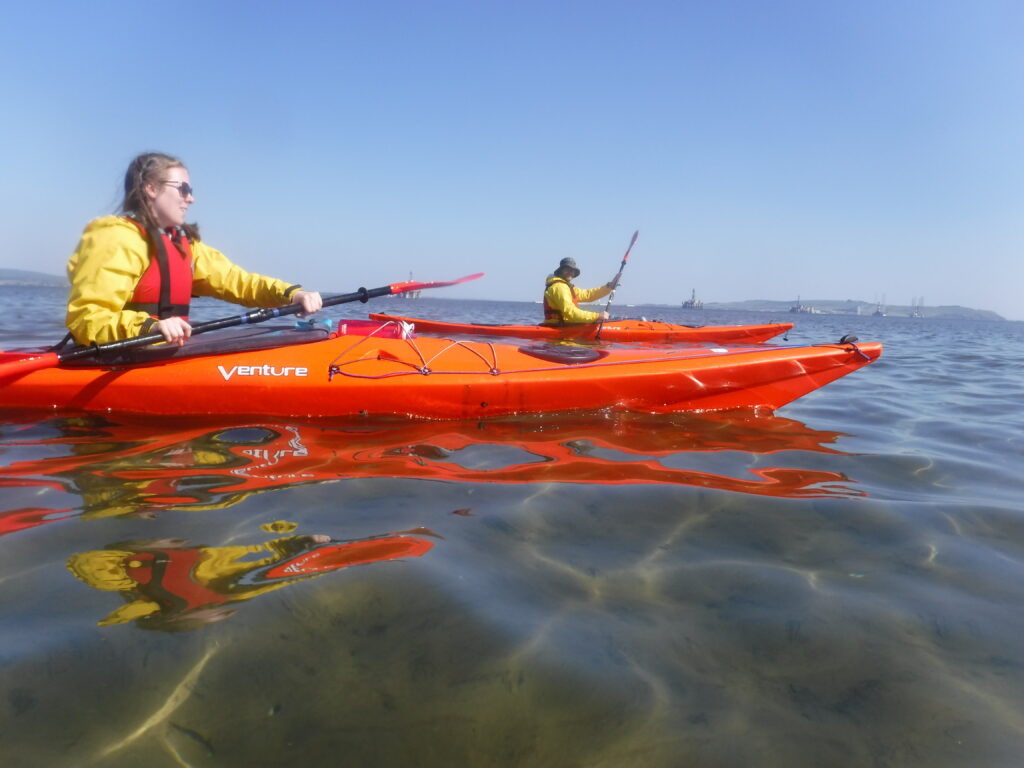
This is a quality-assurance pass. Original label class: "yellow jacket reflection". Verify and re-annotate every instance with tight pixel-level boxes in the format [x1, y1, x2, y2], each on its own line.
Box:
[67, 528, 434, 631]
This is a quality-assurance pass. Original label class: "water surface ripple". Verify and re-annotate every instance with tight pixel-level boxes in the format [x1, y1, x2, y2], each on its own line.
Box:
[1, 287, 1023, 766]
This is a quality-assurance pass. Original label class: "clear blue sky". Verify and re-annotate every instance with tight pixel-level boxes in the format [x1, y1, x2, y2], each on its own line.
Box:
[2, 0, 1021, 319]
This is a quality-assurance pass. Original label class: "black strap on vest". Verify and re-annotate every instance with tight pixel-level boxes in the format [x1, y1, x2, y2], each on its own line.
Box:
[152, 228, 175, 319]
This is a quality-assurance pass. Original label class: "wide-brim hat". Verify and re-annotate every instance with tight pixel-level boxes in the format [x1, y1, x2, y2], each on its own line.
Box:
[557, 257, 581, 277]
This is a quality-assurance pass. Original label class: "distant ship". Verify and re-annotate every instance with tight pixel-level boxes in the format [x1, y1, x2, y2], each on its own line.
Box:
[910, 296, 924, 318]
[789, 296, 819, 314]
[681, 289, 703, 309]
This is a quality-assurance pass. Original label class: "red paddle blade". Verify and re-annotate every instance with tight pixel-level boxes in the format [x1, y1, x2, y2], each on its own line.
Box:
[388, 272, 484, 295]
[623, 230, 639, 261]
[0, 351, 60, 379]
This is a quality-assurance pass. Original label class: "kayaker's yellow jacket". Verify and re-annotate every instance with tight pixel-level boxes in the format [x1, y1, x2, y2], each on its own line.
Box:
[66, 216, 300, 345]
[541, 275, 613, 325]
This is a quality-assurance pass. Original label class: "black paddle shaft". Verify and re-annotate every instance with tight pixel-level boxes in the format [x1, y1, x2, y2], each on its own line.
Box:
[596, 230, 639, 340]
[57, 285, 394, 363]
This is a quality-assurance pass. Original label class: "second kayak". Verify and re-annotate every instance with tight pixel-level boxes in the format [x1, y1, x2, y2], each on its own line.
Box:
[368, 313, 793, 344]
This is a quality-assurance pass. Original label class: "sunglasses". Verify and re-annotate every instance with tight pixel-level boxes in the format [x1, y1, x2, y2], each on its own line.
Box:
[162, 181, 194, 198]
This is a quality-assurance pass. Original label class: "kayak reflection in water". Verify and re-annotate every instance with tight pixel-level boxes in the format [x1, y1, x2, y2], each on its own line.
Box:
[0, 413, 864, 539]
[542, 257, 617, 325]
[66, 522, 436, 631]
[65, 152, 323, 347]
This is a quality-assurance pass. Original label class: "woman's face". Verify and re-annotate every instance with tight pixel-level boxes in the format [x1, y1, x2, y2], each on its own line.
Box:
[145, 165, 193, 229]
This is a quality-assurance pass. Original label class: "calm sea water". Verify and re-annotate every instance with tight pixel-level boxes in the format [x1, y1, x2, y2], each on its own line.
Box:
[2, 285, 1024, 767]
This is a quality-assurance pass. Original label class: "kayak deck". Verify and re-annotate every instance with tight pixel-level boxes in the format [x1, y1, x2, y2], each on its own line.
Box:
[0, 330, 882, 421]
[368, 313, 792, 343]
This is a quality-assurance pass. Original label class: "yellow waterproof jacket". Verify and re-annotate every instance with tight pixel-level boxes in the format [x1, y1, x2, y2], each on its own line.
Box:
[66, 216, 300, 345]
[541, 275, 613, 325]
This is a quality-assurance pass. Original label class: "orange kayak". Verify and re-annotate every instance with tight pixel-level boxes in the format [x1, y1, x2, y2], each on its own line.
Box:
[369, 313, 792, 343]
[0, 326, 880, 420]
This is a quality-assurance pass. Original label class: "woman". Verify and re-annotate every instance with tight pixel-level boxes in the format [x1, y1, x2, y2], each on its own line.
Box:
[66, 152, 322, 346]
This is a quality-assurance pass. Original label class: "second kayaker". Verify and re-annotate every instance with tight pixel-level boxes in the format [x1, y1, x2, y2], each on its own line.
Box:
[66, 152, 323, 346]
[542, 257, 619, 325]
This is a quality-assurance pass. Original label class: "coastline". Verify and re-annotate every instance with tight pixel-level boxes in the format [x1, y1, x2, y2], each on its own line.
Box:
[0, 270, 1006, 321]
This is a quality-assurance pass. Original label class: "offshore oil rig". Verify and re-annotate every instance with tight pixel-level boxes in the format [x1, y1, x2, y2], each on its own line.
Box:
[681, 289, 703, 309]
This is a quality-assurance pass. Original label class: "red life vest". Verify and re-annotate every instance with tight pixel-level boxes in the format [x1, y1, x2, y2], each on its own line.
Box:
[543, 276, 579, 325]
[123, 218, 195, 319]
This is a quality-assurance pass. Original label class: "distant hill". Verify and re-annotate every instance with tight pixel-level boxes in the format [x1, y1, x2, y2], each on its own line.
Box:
[693, 298, 1004, 322]
[0, 268, 64, 287]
